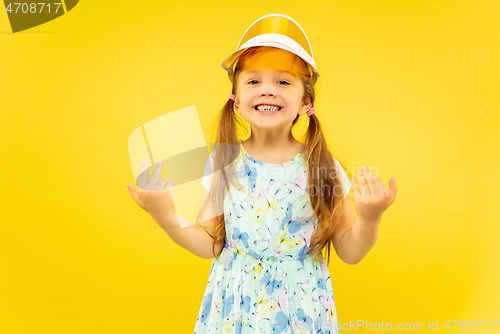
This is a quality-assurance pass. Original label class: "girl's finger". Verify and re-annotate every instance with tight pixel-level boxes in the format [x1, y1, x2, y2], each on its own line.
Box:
[351, 177, 360, 197]
[127, 184, 140, 206]
[376, 177, 389, 197]
[139, 159, 148, 190]
[362, 166, 378, 196]
[158, 177, 168, 188]
[150, 160, 164, 186]
[356, 169, 370, 196]
[389, 177, 398, 199]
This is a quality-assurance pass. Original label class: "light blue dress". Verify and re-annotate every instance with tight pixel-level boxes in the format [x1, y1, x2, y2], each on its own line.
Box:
[194, 139, 351, 334]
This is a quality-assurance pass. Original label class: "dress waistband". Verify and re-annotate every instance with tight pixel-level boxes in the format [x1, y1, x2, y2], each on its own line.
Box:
[224, 245, 311, 262]
[222, 245, 323, 280]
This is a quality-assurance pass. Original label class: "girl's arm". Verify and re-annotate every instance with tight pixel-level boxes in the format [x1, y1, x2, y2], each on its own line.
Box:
[332, 197, 380, 265]
[158, 186, 224, 259]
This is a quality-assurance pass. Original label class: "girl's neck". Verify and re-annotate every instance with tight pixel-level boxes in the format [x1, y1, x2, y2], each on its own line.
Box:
[242, 136, 304, 163]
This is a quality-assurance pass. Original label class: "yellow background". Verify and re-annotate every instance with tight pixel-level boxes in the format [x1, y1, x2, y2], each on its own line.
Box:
[1, 0, 499, 332]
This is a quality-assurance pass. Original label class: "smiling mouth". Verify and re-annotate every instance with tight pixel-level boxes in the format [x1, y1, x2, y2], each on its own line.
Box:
[254, 105, 283, 111]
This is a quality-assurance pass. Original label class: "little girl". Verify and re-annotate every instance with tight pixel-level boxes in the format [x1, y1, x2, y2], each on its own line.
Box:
[127, 13, 397, 334]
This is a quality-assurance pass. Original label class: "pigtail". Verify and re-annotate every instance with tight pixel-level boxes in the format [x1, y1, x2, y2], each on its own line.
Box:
[193, 92, 248, 264]
[302, 113, 347, 265]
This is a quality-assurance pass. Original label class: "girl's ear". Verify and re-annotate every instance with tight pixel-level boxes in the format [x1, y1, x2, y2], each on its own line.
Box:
[298, 101, 312, 116]
[234, 98, 241, 114]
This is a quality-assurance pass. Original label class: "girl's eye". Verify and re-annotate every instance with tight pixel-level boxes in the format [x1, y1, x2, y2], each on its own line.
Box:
[247, 80, 290, 85]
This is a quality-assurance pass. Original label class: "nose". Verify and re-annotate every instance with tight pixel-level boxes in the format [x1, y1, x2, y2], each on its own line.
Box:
[259, 84, 277, 97]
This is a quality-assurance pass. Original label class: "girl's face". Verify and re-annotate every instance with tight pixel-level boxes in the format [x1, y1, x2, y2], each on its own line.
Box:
[233, 48, 312, 131]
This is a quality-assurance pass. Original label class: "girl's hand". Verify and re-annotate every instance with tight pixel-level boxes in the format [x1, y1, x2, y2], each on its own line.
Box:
[126, 159, 175, 223]
[351, 166, 397, 222]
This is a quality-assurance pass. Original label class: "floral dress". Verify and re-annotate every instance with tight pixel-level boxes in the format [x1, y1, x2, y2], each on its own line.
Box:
[194, 140, 351, 334]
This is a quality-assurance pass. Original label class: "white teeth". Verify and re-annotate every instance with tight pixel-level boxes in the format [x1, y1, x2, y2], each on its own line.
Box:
[256, 105, 281, 111]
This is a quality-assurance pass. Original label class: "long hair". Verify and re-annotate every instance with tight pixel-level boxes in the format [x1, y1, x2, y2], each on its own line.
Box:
[193, 46, 349, 265]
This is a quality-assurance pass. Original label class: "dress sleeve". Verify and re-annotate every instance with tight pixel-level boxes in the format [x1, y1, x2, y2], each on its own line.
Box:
[333, 156, 351, 199]
[201, 149, 216, 191]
